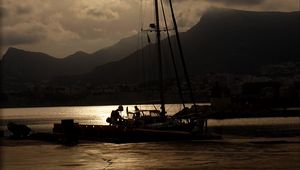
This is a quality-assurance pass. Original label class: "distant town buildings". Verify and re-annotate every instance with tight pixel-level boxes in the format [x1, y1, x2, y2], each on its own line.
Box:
[2, 69, 300, 108]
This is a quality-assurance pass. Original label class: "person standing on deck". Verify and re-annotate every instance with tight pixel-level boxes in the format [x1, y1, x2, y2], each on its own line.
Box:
[109, 105, 124, 125]
[134, 106, 141, 119]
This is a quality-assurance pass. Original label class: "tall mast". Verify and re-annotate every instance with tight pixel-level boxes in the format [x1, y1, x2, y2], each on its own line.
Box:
[169, 0, 197, 109]
[154, 0, 166, 116]
[160, 0, 186, 109]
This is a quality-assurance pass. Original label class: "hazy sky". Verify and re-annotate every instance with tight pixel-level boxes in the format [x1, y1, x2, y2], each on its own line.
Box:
[1, 0, 299, 58]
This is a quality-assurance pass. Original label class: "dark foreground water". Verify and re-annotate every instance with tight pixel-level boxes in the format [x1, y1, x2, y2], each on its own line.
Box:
[1, 138, 300, 170]
[1, 105, 300, 170]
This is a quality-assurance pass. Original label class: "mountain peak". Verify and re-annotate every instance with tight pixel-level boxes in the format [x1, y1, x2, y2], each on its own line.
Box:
[200, 7, 247, 21]
[1, 46, 58, 64]
[64, 50, 90, 61]
[190, 8, 299, 33]
[74, 51, 88, 55]
[2, 47, 26, 60]
[70, 50, 90, 57]
[3, 47, 50, 57]
[5, 47, 25, 53]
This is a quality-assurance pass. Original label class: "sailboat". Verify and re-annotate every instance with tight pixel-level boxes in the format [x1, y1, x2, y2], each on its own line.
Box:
[52, 0, 220, 143]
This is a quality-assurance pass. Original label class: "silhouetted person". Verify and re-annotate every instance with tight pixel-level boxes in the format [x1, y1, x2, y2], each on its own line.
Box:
[134, 106, 141, 119]
[109, 105, 124, 125]
[7, 122, 31, 139]
[191, 119, 204, 134]
[133, 106, 145, 127]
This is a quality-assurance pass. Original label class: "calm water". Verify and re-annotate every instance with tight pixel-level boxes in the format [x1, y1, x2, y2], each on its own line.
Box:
[1, 105, 300, 170]
[0, 104, 193, 133]
[0, 104, 299, 134]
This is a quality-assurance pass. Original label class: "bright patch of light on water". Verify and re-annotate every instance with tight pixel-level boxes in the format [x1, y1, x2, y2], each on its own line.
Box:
[1, 104, 299, 136]
[1, 105, 300, 170]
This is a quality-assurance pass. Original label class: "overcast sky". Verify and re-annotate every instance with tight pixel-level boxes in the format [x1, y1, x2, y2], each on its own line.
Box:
[1, 0, 299, 58]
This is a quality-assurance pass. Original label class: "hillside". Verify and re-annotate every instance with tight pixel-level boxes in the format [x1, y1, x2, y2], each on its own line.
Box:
[1, 47, 62, 83]
[1, 8, 299, 86]
[61, 34, 147, 75]
[86, 8, 300, 84]
[0, 34, 144, 84]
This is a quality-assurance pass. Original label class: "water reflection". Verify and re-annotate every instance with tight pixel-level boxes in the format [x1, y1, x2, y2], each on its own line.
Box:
[1, 105, 300, 170]
[1, 105, 299, 134]
[3, 140, 299, 170]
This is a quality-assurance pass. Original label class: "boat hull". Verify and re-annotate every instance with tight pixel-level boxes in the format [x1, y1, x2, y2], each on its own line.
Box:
[52, 123, 221, 143]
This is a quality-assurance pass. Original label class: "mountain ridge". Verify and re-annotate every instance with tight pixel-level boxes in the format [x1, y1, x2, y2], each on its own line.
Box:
[84, 8, 300, 84]
[0, 33, 145, 83]
[1, 8, 299, 86]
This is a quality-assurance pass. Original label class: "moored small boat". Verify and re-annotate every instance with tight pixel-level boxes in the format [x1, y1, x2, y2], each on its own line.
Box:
[50, 0, 222, 144]
[52, 118, 221, 143]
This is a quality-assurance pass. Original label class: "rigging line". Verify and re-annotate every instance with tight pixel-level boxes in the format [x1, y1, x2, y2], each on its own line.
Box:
[141, 35, 146, 94]
[154, 0, 166, 116]
[138, 0, 146, 101]
[137, 0, 142, 85]
[141, 0, 152, 100]
[140, 0, 146, 87]
[168, 0, 197, 110]
[160, 0, 186, 109]
[140, 0, 145, 31]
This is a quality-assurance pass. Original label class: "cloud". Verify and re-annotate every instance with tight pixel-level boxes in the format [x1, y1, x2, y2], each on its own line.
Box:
[205, 0, 265, 6]
[0, 6, 9, 18]
[72, 0, 131, 21]
[85, 8, 119, 21]
[2, 17, 79, 48]
[1, 0, 136, 57]
[2, 22, 46, 46]
[170, 0, 211, 30]
[169, 0, 299, 30]
[1, 0, 298, 58]
[15, 4, 32, 15]
[1, 1, 81, 54]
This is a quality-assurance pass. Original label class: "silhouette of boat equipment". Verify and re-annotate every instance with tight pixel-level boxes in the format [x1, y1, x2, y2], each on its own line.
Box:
[50, 0, 221, 144]
[32, 0, 221, 144]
